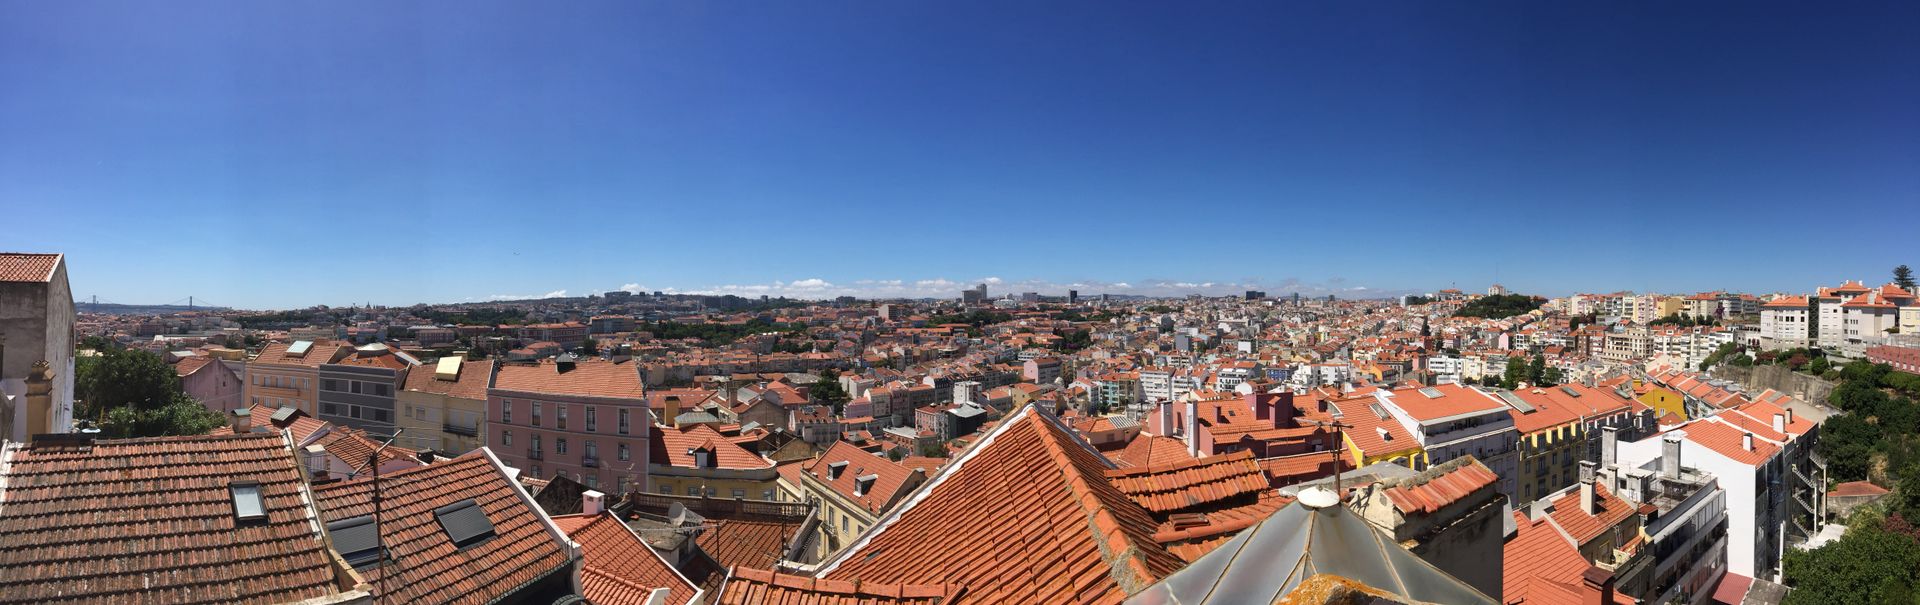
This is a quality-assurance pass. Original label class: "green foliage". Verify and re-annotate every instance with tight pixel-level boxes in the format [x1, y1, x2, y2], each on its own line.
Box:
[926, 310, 1013, 328]
[1784, 514, 1920, 604]
[101, 393, 230, 438]
[1526, 354, 1546, 385]
[76, 347, 185, 421]
[233, 308, 354, 328]
[1699, 342, 1739, 371]
[1540, 367, 1564, 387]
[1817, 362, 1920, 484]
[1052, 329, 1093, 353]
[638, 318, 805, 346]
[1451, 294, 1544, 319]
[1142, 305, 1176, 314]
[1648, 314, 1718, 327]
[1502, 357, 1527, 390]
[1896, 265, 1916, 291]
[1729, 354, 1755, 367]
[581, 338, 599, 355]
[811, 370, 850, 415]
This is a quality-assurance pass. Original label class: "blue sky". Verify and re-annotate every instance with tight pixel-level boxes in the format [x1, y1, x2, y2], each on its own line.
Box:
[3, 1, 1916, 309]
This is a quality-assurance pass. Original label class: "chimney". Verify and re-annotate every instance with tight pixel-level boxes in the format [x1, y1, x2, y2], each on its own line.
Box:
[1661, 435, 1682, 478]
[25, 360, 54, 436]
[1786, 408, 1795, 426]
[664, 396, 682, 428]
[1579, 461, 1599, 514]
[1601, 426, 1619, 465]
[1581, 566, 1616, 605]
[582, 490, 605, 517]
[1772, 413, 1785, 434]
[1157, 400, 1174, 436]
[1185, 398, 1200, 458]
[1743, 432, 1755, 451]
[231, 407, 252, 434]
[1529, 497, 1551, 520]
[304, 444, 329, 480]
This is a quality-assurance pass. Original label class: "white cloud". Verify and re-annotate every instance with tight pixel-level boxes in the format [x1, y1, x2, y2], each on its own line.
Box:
[585, 275, 1412, 301]
[541, 290, 567, 299]
[619, 283, 642, 294]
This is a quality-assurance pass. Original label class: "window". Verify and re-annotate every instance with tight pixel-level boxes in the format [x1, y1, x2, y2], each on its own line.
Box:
[732, 488, 746, 499]
[230, 482, 266, 523]
[501, 431, 512, 446]
[584, 476, 598, 489]
[762, 489, 776, 500]
[323, 379, 339, 391]
[618, 443, 630, 461]
[556, 438, 567, 454]
[322, 403, 341, 416]
[372, 409, 389, 423]
[618, 409, 629, 435]
[502, 401, 512, 424]
[350, 381, 362, 394]
[557, 405, 568, 430]
[585, 406, 597, 432]
[584, 440, 597, 460]
[326, 515, 382, 570]
[532, 434, 542, 452]
[661, 485, 674, 495]
[532, 403, 543, 426]
[687, 486, 700, 496]
[705, 487, 716, 497]
[374, 384, 390, 397]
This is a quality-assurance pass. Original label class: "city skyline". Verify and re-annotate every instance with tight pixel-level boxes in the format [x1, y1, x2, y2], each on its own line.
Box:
[6, 1, 1917, 308]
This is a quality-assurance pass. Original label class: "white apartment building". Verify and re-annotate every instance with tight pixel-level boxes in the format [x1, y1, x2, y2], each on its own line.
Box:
[1757, 296, 1813, 351]
[1373, 384, 1521, 496]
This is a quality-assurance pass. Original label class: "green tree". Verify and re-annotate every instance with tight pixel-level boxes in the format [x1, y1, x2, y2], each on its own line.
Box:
[581, 338, 599, 355]
[1540, 367, 1564, 387]
[1896, 265, 1916, 291]
[1502, 357, 1527, 390]
[1527, 354, 1546, 385]
[811, 369, 850, 415]
[76, 347, 185, 422]
[1783, 515, 1920, 604]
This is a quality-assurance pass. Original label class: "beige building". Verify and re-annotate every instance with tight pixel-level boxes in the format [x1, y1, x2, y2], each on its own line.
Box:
[395, 356, 493, 455]
[798, 441, 927, 560]
[648, 422, 779, 501]
[245, 340, 351, 414]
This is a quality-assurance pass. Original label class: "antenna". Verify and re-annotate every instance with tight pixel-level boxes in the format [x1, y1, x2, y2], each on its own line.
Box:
[1307, 419, 1355, 498]
[346, 429, 403, 604]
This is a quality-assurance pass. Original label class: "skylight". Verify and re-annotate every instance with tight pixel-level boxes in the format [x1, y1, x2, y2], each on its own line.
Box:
[286, 340, 313, 357]
[230, 482, 266, 523]
[434, 499, 496, 549]
[1559, 385, 1583, 398]
[1494, 390, 1535, 414]
[1417, 387, 1444, 399]
[326, 515, 382, 569]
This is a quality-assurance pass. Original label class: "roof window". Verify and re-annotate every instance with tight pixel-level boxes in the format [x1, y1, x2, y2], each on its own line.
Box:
[230, 482, 266, 524]
[434, 499, 497, 549]
[326, 515, 382, 569]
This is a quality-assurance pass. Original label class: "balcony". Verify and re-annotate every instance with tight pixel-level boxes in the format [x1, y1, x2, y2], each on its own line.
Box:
[582, 456, 600, 468]
[443, 424, 478, 438]
[527, 449, 544, 460]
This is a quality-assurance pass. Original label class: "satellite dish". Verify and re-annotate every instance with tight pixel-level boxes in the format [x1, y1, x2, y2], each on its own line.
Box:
[667, 502, 688, 526]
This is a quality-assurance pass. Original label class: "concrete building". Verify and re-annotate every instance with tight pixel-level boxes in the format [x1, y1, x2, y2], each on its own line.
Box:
[1605, 435, 1730, 605]
[315, 343, 418, 436]
[489, 357, 651, 494]
[175, 356, 244, 413]
[1757, 295, 1813, 350]
[1022, 357, 1061, 384]
[0, 253, 74, 441]
[1372, 384, 1521, 497]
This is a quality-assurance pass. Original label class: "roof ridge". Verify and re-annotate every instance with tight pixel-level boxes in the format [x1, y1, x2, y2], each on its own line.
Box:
[1028, 409, 1181, 594]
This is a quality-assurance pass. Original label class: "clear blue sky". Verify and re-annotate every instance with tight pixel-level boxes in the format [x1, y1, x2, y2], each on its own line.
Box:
[3, 1, 1916, 309]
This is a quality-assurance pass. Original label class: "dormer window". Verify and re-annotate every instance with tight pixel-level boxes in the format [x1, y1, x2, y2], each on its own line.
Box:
[230, 481, 266, 524]
[690, 448, 713, 468]
[827, 460, 849, 480]
[854, 474, 878, 497]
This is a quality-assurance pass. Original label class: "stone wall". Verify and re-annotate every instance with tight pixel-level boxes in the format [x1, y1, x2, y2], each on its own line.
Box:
[1710, 363, 1837, 406]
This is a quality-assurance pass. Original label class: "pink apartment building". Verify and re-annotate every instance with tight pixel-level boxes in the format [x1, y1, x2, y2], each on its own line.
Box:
[488, 356, 650, 495]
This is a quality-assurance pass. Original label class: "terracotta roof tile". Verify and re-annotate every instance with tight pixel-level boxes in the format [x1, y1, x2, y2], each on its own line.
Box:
[652, 424, 773, 470]
[311, 451, 574, 604]
[1104, 434, 1198, 468]
[494, 358, 644, 399]
[552, 513, 700, 605]
[1381, 457, 1499, 516]
[1502, 511, 1591, 605]
[805, 441, 924, 515]
[404, 359, 495, 400]
[0, 433, 344, 605]
[253, 340, 352, 368]
[717, 566, 964, 604]
[0, 252, 60, 282]
[1680, 420, 1780, 466]
[1103, 450, 1269, 514]
[819, 406, 1185, 604]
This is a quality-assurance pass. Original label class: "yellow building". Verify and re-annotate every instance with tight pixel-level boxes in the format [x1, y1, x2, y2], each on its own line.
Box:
[394, 356, 493, 454]
[647, 423, 780, 500]
[1634, 382, 1688, 422]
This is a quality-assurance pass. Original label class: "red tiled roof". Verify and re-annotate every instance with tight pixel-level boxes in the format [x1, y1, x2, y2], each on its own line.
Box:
[311, 451, 574, 604]
[0, 252, 60, 282]
[494, 358, 644, 399]
[1103, 450, 1270, 514]
[1503, 511, 1592, 605]
[1681, 420, 1780, 466]
[173, 355, 214, 377]
[1385, 383, 1506, 422]
[405, 358, 495, 400]
[697, 516, 808, 571]
[1105, 433, 1198, 468]
[652, 424, 773, 470]
[253, 340, 351, 368]
[805, 441, 923, 515]
[716, 566, 964, 605]
[1830, 481, 1891, 498]
[1258, 451, 1355, 487]
[1381, 457, 1499, 516]
[819, 406, 1186, 604]
[0, 433, 345, 605]
[1505, 384, 1635, 435]
[319, 426, 421, 469]
[552, 513, 700, 605]
[1545, 482, 1637, 545]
